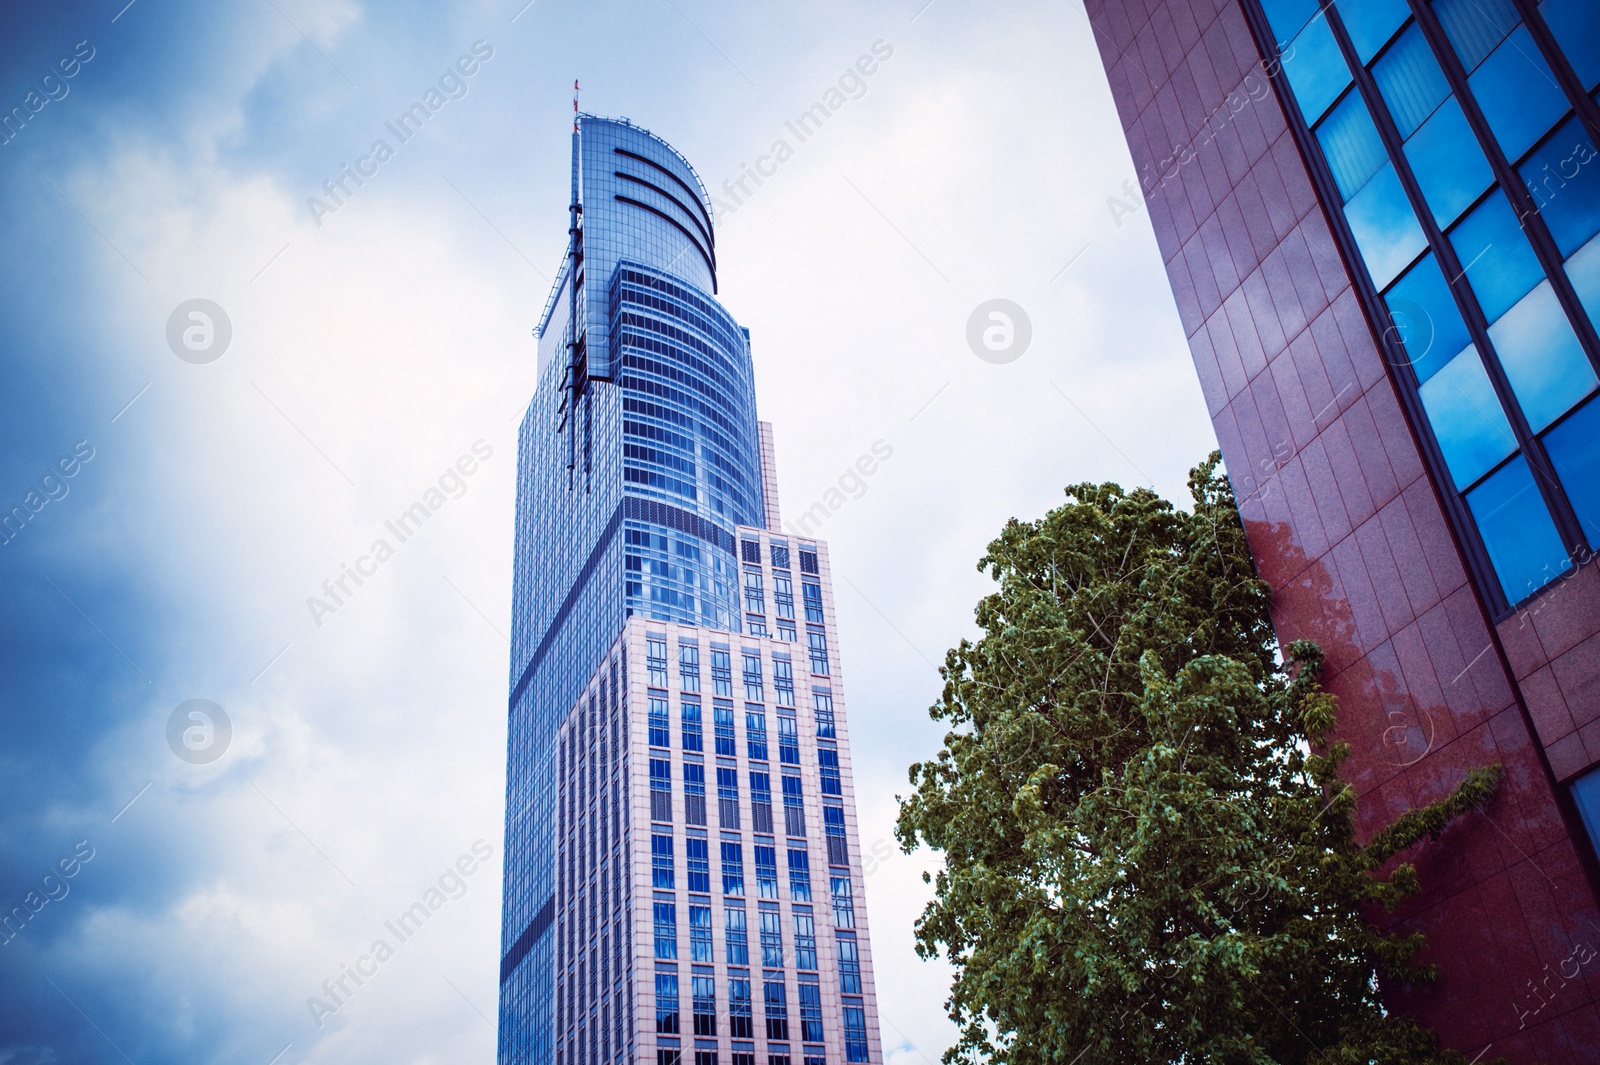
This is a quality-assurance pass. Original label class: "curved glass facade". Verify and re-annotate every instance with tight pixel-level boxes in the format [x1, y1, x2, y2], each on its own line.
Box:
[1260, 0, 1600, 608]
[501, 116, 766, 1064]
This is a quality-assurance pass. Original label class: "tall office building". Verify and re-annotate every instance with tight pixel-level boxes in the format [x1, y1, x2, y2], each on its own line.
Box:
[1087, 0, 1600, 1058]
[498, 115, 883, 1065]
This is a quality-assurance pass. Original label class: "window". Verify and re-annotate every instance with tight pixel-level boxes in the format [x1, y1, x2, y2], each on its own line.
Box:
[771, 544, 791, 569]
[726, 907, 749, 964]
[1539, 0, 1600, 91]
[788, 848, 812, 902]
[747, 614, 769, 637]
[1470, 26, 1569, 163]
[695, 1052, 719, 1065]
[747, 709, 769, 761]
[798, 981, 824, 1041]
[1488, 282, 1598, 432]
[755, 845, 780, 899]
[778, 619, 797, 643]
[692, 975, 717, 1036]
[654, 901, 678, 959]
[818, 749, 842, 795]
[647, 637, 668, 687]
[689, 904, 713, 962]
[760, 908, 786, 967]
[659, 1051, 682, 1065]
[652, 834, 675, 889]
[782, 775, 806, 837]
[741, 539, 762, 564]
[721, 841, 745, 895]
[838, 934, 862, 992]
[750, 771, 775, 834]
[813, 691, 835, 739]
[729, 972, 754, 1036]
[773, 572, 795, 618]
[1518, 116, 1600, 257]
[778, 714, 800, 764]
[1466, 455, 1572, 597]
[656, 972, 679, 1033]
[649, 696, 671, 748]
[686, 837, 711, 893]
[802, 581, 823, 622]
[1334, 0, 1407, 61]
[714, 702, 736, 756]
[679, 641, 701, 692]
[1545, 395, 1600, 542]
[824, 805, 849, 866]
[681, 699, 703, 752]
[650, 759, 673, 823]
[711, 649, 733, 697]
[764, 979, 790, 1040]
[744, 569, 766, 613]
[684, 762, 707, 825]
[1283, 9, 1352, 124]
[743, 652, 764, 700]
[773, 658, 796, 707]
[799, 548, 819, 574]
[807, 630, 829, 676]
[843, 1003, 869, 1062]
[794, 913, 818, 970]
[717, 767, 742, 828]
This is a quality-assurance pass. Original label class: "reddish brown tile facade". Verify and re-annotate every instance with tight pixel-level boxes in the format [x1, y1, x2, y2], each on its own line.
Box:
[1085, 0, 1600, 1057]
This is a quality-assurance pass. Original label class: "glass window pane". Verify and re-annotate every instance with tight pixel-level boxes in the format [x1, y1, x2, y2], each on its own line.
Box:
[1262, 0, 1321, 42]
[1433, 0, 1520, 72]
[1418, 344, 1520, 486]
[1338, 0, 1411, 63]
[1317, 91, 1388, 200]
[1544, 393, 1600, 544]
[1488, 280, 1598, 430]
[1566, 232, 1600, 326]
[1452, 192, 1546, 321]
[1470, 27, 1572, 163]
[1405, 97, 1496, 226]
[1538, 0, 1600, 92]
[1345, 162, 1430, 287]
[1284, 13, 1355, 124]
[1519, 116, 1600, 256]
[1374, 25, 1452, 137]
[1386, 253, 1474, 384]
[1465, 455, 1572, 601]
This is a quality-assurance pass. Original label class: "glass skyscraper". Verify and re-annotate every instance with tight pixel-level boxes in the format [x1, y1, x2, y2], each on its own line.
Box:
[498, 115, 882, 1065]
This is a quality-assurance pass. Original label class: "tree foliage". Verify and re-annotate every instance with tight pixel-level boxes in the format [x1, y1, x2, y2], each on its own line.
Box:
[895, 453, 1499, 1065]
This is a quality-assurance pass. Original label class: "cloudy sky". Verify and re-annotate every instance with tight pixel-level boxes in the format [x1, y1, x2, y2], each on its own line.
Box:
[0, 1, 1218, 1061]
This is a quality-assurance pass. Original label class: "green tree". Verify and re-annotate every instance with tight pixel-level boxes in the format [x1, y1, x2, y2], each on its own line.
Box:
[895, 453, 1499, 1065]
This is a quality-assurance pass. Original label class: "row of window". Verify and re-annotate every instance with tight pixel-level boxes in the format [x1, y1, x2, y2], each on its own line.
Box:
[648, 763, 853, 860]
[1264, 0, 1600, 607]
[740, 538, 822, 575]
[648, 635, 831, 700]
[648, 697, 842, 761]
[652, 973, 868, 1060]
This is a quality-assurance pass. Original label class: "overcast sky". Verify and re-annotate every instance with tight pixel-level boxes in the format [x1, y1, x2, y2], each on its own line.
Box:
[0, 1, 1217, 1061]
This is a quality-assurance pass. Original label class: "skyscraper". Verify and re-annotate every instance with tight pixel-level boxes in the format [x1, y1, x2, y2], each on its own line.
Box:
[1087, 0, 1600, 1058]
[498, 115, 883, 1065]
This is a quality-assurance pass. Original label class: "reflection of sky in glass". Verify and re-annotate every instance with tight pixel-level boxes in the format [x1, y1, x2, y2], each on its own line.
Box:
[1418, 344, 1518, 486]
[1519, 116, 1600, 257]
[1466, 455, 1571, 601]
[1488, 280, 1598, 431]
[1469, 27, 1571, 164]
[1566, 233, 1600, 326]
[1283, 13, 1352, 124]
[1544, 395, 1600, 543]
[1317, 91, 1386, 200]
[1336, 0, 1410, 62]
[1539, 0, 1600, 91]
[1405, 98, 1493, 227]
[1386, 253, 1472, 384]
[1452, 192, 1545, 322]
[1346, 163, 1427, 288]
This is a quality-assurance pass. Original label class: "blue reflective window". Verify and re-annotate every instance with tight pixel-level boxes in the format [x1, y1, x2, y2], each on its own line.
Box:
[1487, 280, 1599, 430]
[1567, 233, 1600, 326]
[1374, 25, 1451, 137]
[1470, 28, 1572, 163]
[1284, 13, 1354, 124]
[1433, 0, 1519, 71]
[1418, 345, 1519, 486]
[1520, 116, 1600, 256]
[1317, 91, 1387, 200]
[1544, 394, 1600, 543]
[1386, 253, 1474, 384]
[1405, 98, 1494, 227]
[1337, 0, 1411, 63]
[1262, 0, 1321, 43]
[1465, 455, 1572, 600]
[1346, 162, 1429, 287]
[1452, 192, 1545, 321]
[1538, 0, 1600, 92]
